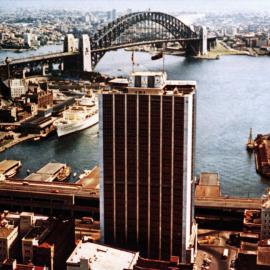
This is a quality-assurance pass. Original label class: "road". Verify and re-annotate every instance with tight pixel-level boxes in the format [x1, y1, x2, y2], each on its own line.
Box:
[195, 230, 238, 270]
[195, 196, 261, 210]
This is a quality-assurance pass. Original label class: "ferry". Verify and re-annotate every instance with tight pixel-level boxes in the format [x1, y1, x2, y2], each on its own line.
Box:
[54, 96, 98, 137]
[57, 165, 71, 181]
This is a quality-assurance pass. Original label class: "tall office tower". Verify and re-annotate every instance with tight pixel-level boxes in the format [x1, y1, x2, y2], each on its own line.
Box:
[99, 71, 197, 264]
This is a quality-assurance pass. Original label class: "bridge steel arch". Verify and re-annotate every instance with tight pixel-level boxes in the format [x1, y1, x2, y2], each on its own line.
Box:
[89, 11, 202, 68]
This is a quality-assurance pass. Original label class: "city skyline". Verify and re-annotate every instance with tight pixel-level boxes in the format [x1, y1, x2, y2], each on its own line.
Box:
[2, 0, 270, 13]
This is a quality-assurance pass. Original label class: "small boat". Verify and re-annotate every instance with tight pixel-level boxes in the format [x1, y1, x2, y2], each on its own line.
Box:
[151, 51, 163, 60]
[79, 169, 91, 179]
[15, 49, 23, 53]
[246, 128, 255, 151]
[57, 165, 71, 181]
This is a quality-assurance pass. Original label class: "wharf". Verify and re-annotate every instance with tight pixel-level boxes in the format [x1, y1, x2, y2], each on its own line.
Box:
[195, 172, 261, 210]
[0, 168, 262, 222]
[25, 162, 69, 182]
[75, 166, 99, 189]
[254, 134, 270, 177]
[0, 160, 21, 178]
[0, 133, 37, 153]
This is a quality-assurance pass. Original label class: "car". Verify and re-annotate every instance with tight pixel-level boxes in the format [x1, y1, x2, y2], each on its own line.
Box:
[81, 216, 94, 224]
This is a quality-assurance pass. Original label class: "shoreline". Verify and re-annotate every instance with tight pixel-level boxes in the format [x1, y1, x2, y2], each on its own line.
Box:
[0, 133, 38, 153]
[125, 41, 268, 60]
[0, 48, 30, 52]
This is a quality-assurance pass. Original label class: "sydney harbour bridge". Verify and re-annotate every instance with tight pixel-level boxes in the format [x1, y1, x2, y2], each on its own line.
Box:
[0, 11, 216, 78]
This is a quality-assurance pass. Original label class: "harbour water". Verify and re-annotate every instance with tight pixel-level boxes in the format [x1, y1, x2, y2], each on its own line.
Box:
[1, 46, 270, 197]
[0, 44, 63, 62]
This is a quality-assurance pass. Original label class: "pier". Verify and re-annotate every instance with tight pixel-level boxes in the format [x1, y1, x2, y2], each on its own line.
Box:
[25, 162, 71, 182]
[195, 172, 261, 210]
[0, 159, 21, 178]
[194, 172, 262, 229]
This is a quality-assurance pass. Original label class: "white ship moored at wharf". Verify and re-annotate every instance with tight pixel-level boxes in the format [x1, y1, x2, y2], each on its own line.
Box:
[54, 96, 98, 137]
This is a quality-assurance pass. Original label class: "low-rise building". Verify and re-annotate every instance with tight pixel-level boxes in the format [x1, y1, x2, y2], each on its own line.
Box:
[9, 79, 27, 99]
[66, 239, 139, 270]
[0, 225, 18, 262]
[22, 218, 75, 270]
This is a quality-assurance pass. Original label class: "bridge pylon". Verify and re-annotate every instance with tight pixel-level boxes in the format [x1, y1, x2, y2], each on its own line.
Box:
[200, 27, 208, 55]
[79, 34, 92, 72]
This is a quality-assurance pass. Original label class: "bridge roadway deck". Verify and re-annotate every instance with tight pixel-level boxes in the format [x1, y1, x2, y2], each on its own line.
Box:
[91, 38, 200, 53]
[0, 51, 78, 67]
[195, 196, 261, 210]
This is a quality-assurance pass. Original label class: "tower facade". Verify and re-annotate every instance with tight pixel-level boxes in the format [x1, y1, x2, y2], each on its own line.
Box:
[99, 72, 196, 263]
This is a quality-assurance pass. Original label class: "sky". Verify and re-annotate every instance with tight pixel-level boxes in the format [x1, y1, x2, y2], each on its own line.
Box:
[1, 0, 270, 13]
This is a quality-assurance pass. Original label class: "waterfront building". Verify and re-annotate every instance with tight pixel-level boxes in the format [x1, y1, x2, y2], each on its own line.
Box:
[99, 71, 197, 264]
[26, 87, 53, 108]
[66, 238, 139, 270]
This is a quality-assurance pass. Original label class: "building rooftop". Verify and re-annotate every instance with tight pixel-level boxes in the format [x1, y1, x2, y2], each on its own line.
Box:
[130, 71, 165, 77]
[165, 80, 196, 87]
[66, 241, 139, 270]
[20, 212, 34, 217]
[257, 246, 270, 266]
[108, 78, 129, 85]
[23, 225, 49, 241]
[0, 226, 16, 238]
[24, 173, 53, 182]
[37, 162, 65, 175]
